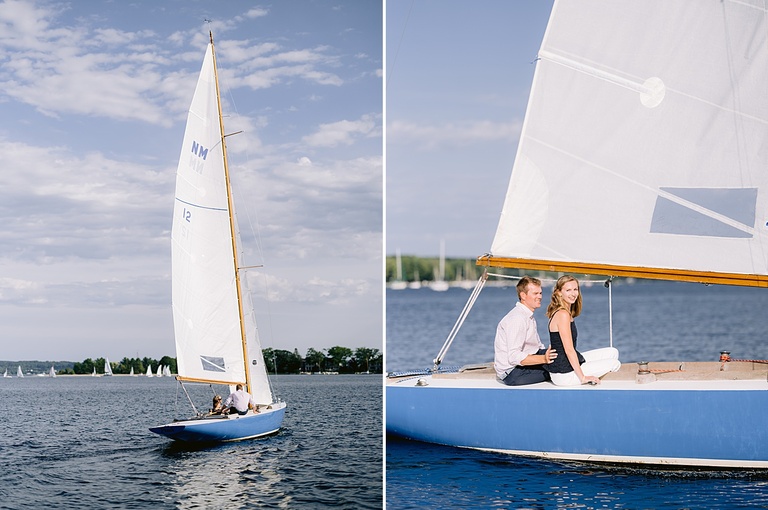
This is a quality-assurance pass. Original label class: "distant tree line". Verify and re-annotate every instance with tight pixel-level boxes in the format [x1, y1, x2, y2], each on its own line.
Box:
[70, 356, 178, 375]
[386, 255, 483, 283]
[263, 346, 382, 374]
[2, 346, 382, 376]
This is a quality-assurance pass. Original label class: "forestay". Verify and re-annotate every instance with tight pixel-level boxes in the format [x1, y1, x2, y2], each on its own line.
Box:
[490, 0, 768, 286]
[171, 42, 272, 404]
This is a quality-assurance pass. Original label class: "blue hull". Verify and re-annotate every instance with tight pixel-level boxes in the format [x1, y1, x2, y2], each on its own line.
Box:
[387, 382, 768, 468]
[150, 403, 286, 443]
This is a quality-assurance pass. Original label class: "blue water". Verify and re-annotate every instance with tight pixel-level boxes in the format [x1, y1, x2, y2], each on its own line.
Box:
[0, 374, 382, 509]
[386, 281, 768, 509]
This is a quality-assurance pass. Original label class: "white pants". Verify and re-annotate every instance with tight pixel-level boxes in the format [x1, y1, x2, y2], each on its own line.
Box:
[549, 347, 621, 386]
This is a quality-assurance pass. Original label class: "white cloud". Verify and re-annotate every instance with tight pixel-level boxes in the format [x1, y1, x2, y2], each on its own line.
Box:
[0, 5, 347, 126]
[303, 114, 378, 147]
[387, 119, 522, 149]
[244, 8, 269, 19]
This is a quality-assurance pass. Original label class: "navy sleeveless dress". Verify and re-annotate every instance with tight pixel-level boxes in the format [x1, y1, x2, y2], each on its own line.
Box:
[545, 320, 585, 373]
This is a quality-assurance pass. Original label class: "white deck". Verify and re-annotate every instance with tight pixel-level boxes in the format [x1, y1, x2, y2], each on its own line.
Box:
[388, 361, 768, 391]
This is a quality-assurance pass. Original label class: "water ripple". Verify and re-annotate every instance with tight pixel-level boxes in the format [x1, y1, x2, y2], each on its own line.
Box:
[0, 375, 382, 509]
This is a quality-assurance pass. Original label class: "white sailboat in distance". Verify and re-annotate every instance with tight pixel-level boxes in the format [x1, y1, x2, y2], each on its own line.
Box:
[428, 240, 449, 292]
[390, 249, 407, 290]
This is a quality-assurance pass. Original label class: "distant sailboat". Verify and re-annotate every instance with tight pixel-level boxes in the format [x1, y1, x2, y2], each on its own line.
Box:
[49, 366, 56, 377]
[3, 368, 7, 378]
[390, 249, 407, 290]
[150, 33, 286, 442]
[156, 365, 162, 377]
[429, 240, 449, 291]
[408, 269, 422, 289]
[104, 359, 113, 376]
[91, 367, 96, 377]
[130, 367, 135, 376]
[452, 264, 476, 290]
[145, 365, 153, 377]
[16, 366, 23, 378]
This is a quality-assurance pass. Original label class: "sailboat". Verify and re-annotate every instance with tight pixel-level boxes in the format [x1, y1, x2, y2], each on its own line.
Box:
[91, 367, 96, 377]
[49, 366, 56, 377]
[2, 368, 7, 378]
[145, 365, 152, 377]
[150, 33, 286, 442]
[156, 365, 162, 377]
[390, 249, 407, 290]
[428, 240, 449, 292]
[103, 359, 113, 376]
[129, 367, 135, 376]
[16, 366, 23, 378]
[387, 1, 768, 468]
[408, 269, 421, 289]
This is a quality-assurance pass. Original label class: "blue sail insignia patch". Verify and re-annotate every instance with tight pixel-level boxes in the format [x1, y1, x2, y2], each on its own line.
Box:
[650, 187, 756, 238]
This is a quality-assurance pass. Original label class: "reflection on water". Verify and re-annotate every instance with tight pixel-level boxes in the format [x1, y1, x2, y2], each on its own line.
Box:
[166, 440, 285, 508]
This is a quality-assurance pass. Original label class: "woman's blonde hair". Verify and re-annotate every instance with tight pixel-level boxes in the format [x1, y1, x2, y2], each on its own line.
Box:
[547, 275, 582, 319]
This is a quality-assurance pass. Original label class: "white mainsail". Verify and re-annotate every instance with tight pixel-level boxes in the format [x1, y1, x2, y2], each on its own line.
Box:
[49, 366, 55, 377]
[16, 366, 23, 378]
[146, 365, 152, 377]
[104, 359, 113, 376]
[171, 41, 273, 404]
[490, 0, 768, 286]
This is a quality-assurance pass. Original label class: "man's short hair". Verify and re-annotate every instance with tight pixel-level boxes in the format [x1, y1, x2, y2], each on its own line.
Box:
[516, 276, 542, 300]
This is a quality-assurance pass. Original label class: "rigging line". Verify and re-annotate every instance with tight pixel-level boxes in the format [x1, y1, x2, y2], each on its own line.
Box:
[223, 72, 281, 400]
[386, 0, 416, 91]
[433, 272, 488, 369]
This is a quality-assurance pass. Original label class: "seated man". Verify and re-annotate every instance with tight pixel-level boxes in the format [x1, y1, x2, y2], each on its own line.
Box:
[223, 383, 256, 415]
[494, 276, 557, 386]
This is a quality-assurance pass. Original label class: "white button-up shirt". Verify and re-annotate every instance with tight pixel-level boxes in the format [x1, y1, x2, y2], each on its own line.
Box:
[494, 301, 544, 379]
[224, 388, 256, 412]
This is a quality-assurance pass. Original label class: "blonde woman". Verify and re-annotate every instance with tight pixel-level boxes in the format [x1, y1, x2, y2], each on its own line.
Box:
[545, 275, 620, 386]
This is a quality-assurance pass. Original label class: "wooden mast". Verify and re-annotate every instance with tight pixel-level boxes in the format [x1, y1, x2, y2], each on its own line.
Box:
[210, 32, 253, 393]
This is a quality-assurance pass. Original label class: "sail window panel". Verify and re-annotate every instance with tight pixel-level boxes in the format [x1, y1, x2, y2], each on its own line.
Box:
[650, 188, 757, 238]
[200, 356, 226, 372]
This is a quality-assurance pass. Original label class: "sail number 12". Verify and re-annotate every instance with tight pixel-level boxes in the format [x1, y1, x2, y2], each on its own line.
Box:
[182, 208, 192, 223]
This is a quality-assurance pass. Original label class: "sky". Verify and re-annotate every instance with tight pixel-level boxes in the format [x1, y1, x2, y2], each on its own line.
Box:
[0, 0, 382, 361]
[386, 0, 554, 258]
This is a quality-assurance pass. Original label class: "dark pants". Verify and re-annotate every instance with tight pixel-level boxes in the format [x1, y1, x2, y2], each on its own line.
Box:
[501, 349, 551, 386]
